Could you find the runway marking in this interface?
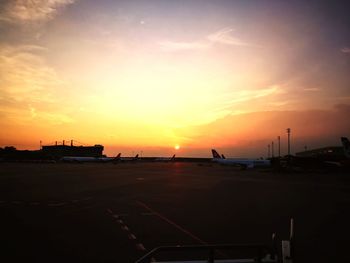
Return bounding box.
[122,225,130,231]
[107,209,113,214]
[107,207,146,254]
[137,177,145,180]
[128,233,136,240]
[136,201,207,245]
[136,243,146,251]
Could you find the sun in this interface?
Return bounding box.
[174,145,180,150]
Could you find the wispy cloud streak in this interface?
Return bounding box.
[0,44,74,125]
[0,0,76,23]
[0,44,63,102]
[158,27,254,52]
[207,27,251,46]
[341,47,350,54]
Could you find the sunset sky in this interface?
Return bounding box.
[1,0,350,157]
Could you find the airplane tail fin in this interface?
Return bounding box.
[113,153,121,161]
[211,149,222,159]
[134,154,139,160]
[221,154,226,159]
[171,154,176,161]
[341,137,350,158]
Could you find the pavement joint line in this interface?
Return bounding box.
[136,200,208,245]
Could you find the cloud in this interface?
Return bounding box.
[0,0,76,23]
[303,87,320,91]
[0,43,75,126]
[29,106,74,124]
[158,40,209,52]
[224,85,281,105]
[207,27,252,46]
[0,44,63,102]
[158,27,254,52]
[177,104,350,157]
[341,47,350,54]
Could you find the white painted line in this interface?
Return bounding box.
[48,202,66,207]
[117,219,123,224]
[128,233,136,240]
[112,214,119,219]
[122,225,129,231]
[137,177,145,180]
[136,243,146,251]
[136,201,208,245]
[107,209,113,214]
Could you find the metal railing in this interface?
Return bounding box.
[135,243,277,263]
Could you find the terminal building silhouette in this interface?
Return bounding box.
[0,140,104,161]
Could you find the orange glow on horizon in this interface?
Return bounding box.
[0,1,349,157]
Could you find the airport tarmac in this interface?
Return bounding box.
[1,162,350,262]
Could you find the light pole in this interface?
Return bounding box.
[277,136,281,157]
[286,128,291,156]
[271,141,274,158]
[268,144,270,159]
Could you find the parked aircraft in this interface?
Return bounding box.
[154,154,176,162]
[284,137,350,170]
[61,153,121,163]
[117,154,139,162]
[211,149,270,169]
[341,137,350,158]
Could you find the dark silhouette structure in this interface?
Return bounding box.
[42,144,104,158]
[0,142,104,161]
